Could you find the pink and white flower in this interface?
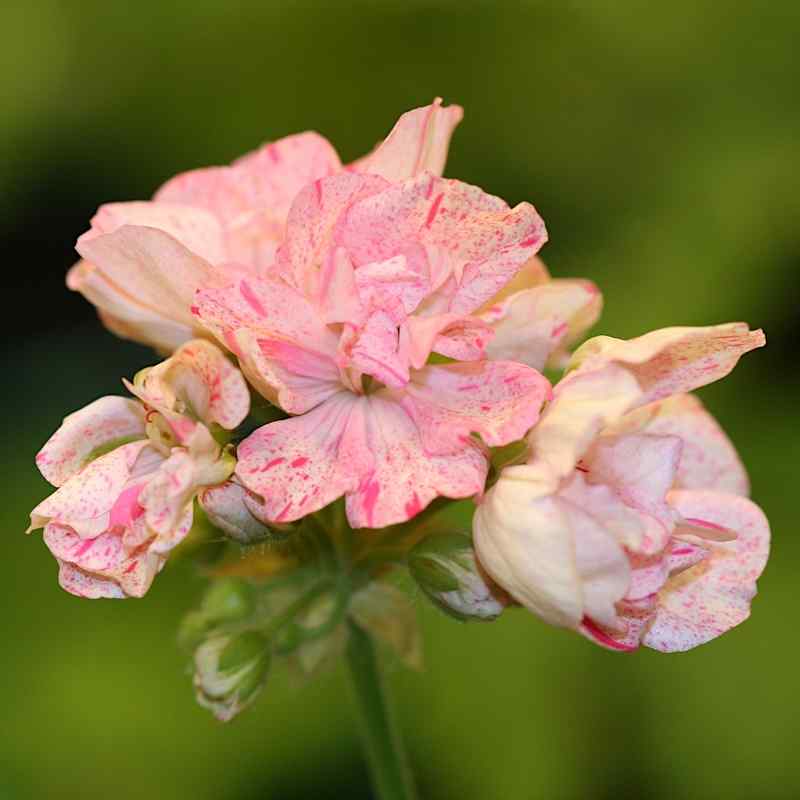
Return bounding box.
[68,100,463,352]
[195,169,552,529]
[473,323,769,651]
[29,341,249,598]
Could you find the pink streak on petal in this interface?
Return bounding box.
[239,280,268,317]
[109,484,145,528]
[425,193,444,228]
[581,616,638,652]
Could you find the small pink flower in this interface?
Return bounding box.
[68,100,463,352]
[474,323,770,651]
[29,341,249,598]
[195,170,552,528]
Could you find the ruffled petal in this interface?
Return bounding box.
[585,433,682,534]
[569,324,765,406]
[344,393,487,528]
[236,391,487,528]
[29,441,154,538]
[78,201,226,265]
[277,172,391,293]
[399,361,551,455]
[480,279,602,371]
[528,364,644,480]
[643,489,770,652]
[74,225,215,351]
[134,340,250,430]
[606,394,750,496]
[235,392,362,523]
[35,396,145,487]
[194,276,342,413]
[351,98,463,182]
[155,132,342,274]
[335,173,547,314]
[403,313,493,369]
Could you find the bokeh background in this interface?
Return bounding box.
[2,1,798,798]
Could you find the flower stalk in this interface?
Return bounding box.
[345,620,418,800]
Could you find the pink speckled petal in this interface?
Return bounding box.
[156,132,342,274]
[277,172,390,293]
[139,450,198,542]
[30,441,153,538]
[351,98,463,182]
[558,472,660,554]
[344,392,487,528]
[480,279,602,371]
[55,560,127,599]
[74,225,215,351]
[135,340,249,430]
[585,433,682,534]
[336,173,547,314]
[606,394,750,496]
[79,201,227,265]
[237,391,486,528]
[344,311,409,389]
[569,324,765,406]
[643,489,770,652]
[354,254,430,318]
[399,361,550,455]
[235,392,365,524]
[528,364,644,480]
[35,396,145,487]
[194,276,341,413]
[403,313,494,369]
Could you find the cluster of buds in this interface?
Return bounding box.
[29,99,769,719]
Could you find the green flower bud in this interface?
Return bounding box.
[193,632,270,722]
[178,578,255,649]
[408,533,505,622]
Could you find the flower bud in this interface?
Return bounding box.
[193,631,270,722]
[179,578,255,649]
[408,532,506,622]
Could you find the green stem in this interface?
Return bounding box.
[345,621,418,800]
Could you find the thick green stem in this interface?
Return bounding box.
[345,621,418,800]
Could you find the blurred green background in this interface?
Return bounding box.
[2,1,798,798]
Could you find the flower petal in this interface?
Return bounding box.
[399,361,551,455]
[74,225,216,351]
[236,391,487,528]
[135,340,250,430]
[79,201,227,265]
[336,173,547,314]
[277,172,391,293]
[474,476,584,628]
[481,279,602,371]
[403,313,494,369]
[569,324,765,406]
[35,396,145,487]
[605,393,750,496]
[643,489,770,652]
[585,433,682,535]
[155,132,342,274]
[236,392,362,524]
[194,276,341,413]
[527,364,644,480]
[30,441,154,538]
[351,98,463,182]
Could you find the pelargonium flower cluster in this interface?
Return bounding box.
[29,99,769,717]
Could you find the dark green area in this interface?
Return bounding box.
[2,2,797,798]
